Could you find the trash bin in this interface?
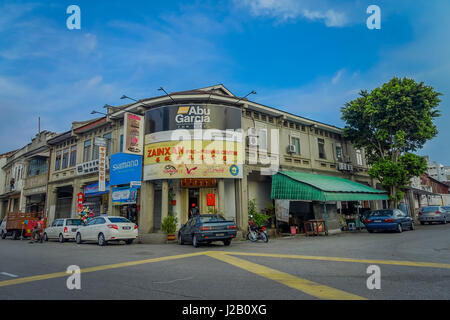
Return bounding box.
[290,226,297,234]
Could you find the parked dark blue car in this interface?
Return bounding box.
[178,214,237,247]
[364,209,414,233]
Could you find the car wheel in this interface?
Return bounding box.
[178,232,184,245]
[58,233,65,243]
[397,224,403,233]
[420,221,425,225]
[410,222,415,230]
[76,233,82,244]
[223,239,231,246]
[98,233,106,246]
[192,234,199,248]
[367,229,374,233]
[1,230,6,239]
[43,233,48,241]
[125,239,134,245]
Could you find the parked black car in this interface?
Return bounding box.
[178,214,237,247]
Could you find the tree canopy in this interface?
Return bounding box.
[341,77,442,205]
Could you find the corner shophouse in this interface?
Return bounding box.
[107,84,387,237]
[44,84,387,237]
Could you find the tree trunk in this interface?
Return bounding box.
[390,186,399,209]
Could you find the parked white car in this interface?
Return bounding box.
[44,218,83,242]
[75,216,138,246]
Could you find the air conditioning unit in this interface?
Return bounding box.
[248,136,259,147]
[247,128,258,136]
[287,145,296,153]
[338,162,347,171]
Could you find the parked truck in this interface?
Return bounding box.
[0,212,47,240]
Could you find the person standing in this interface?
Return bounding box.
[189,203,199,218]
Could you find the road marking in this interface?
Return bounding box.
[154,276,194,284]
[0,272,18,278]
[206,251,366,300]
[0,252,204,288]
[221,252,450,269]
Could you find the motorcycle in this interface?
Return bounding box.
[247,220,269,243]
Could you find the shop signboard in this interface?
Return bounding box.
[145,105,241,133]
[112,187,138,205]
[76,159,109,176]
[84,181,110,196]
[98,146,106,192]
[143,104,243,181]
[110,153,142,186]
[275,199,290,223]
[123,112,144,155]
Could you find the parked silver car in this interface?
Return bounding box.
[418,206,449,225]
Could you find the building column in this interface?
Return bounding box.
[236,171,249,231]
[47,186,58,225]
[139,181,154,233]
[218,178,225,215]
[161,180,169,225]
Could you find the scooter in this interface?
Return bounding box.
[247,220,268,243]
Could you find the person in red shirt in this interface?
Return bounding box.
[30,217,44,243]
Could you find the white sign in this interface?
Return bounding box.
[130,181,141,188]
[275,199,290,223]
[94,137,106,147]
[76,159,109,176]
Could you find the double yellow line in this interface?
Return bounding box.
[1,251,449,300]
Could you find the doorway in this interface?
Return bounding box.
[188,188,199,217]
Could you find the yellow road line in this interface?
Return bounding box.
[220,251,450,269]
[205,251,366,300]
[0,252,204,288]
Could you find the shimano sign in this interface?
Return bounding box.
[112,159,139,172]
[110,153,142,186]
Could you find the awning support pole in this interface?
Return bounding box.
[323,202,328,229]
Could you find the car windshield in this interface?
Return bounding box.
[108,217,131,223]
[66,219,83,226]
[443,206,450,211]
[369,210,394,217]
[422,206,439,212]
[199,215,226,223]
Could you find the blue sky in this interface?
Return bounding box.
[0,0,449,164]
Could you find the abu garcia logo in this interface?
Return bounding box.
[175,105,211,124]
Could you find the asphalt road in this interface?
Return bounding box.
[0,223,449,300]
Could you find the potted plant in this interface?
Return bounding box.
[161,214,178,241]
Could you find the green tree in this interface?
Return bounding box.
[341,77,441,207]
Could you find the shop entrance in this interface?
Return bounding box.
[188,188,199,218]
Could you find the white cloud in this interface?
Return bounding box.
[236,0,349,27]
[331,69,345,85]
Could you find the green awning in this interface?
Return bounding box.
[271,171,389,202]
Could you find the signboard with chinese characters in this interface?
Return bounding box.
[124,112,144,155]
[98,146,106,192]
[76,159,109,176]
